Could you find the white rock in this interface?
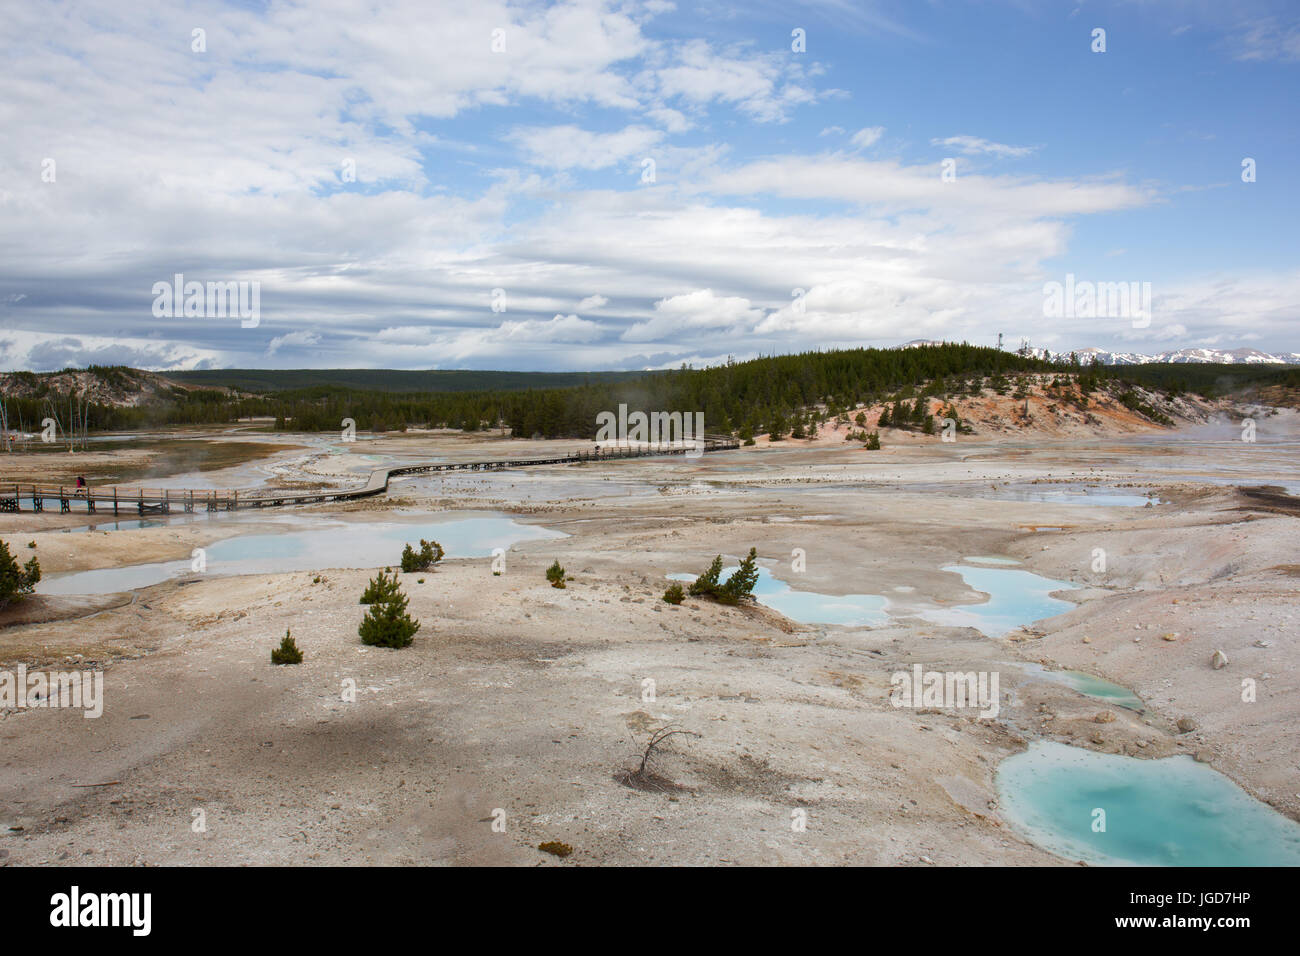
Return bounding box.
[1211,649,1229,670]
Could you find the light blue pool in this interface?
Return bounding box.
[668,565,889,626]
[38,514,565,595]
[997,741,1300,866]
[918,565,1079,637]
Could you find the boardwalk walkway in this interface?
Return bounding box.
[1,437,739,516]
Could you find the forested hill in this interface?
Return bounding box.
[0,345,1047,437]
[503,343,1050,438]
[3,345,1290,439]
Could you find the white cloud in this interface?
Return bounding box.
[649,39,821,122]
[0,0,1288,372]
[499,313,605,342]
[0,330,224,372]
[850,126,885,149]
[645,108,692,133]
[1229,17,1300,62]
[623,289,764,341]
[508,124,664,170]
[266,330,322,356]
[709,155,1150,217]
[931,135,1037,158]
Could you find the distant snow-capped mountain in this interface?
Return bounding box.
[890,339,1300,364]
[1073,346,1300,365]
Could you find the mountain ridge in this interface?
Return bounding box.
[894,340,1300,365]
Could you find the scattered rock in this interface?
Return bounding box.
[1176,717,1198,733]
[1194,751,1214,763]
[1161,632,1178,642]
[1093,711,1116,724]
[1211,649,1229,669]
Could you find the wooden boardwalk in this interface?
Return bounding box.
[1,438,739,516]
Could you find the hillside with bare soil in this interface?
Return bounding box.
[786,375,1220,446]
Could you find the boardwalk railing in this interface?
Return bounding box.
[1,437,739,516]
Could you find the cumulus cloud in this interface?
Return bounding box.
[0,0,1289,373]
[0,330,224,372]
[499,313,605,342]
[622,289,764,341]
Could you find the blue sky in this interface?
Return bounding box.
[1,0,1297,371]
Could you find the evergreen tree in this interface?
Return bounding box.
[768,411,788,441]
[359,567,400,605]
[689,556,723,597]
[271,629,303,664]
[546,560,567,588]
[719,548,760,604]
[358,573,419,648]
[400,539,444,573]
[0,540,41,611]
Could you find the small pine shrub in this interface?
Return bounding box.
[358,572,420,648]
[688,555,722,597]
[688,549,760,605]
[271,629,303,665]
[400,539,444,573]
[546,560,566,588]
[718,548,759,605]
[0,540,41,611]
[359,567,400,605]
[865,431,881,450]
[662,582,685,605]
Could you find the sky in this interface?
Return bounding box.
[1,0,1297,372]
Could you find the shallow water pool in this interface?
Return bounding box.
[669,565,889,626]
[38,514,565,595]
[1017,662,1145,711]
[916,565,1079,637]
[997,741,1300,865]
